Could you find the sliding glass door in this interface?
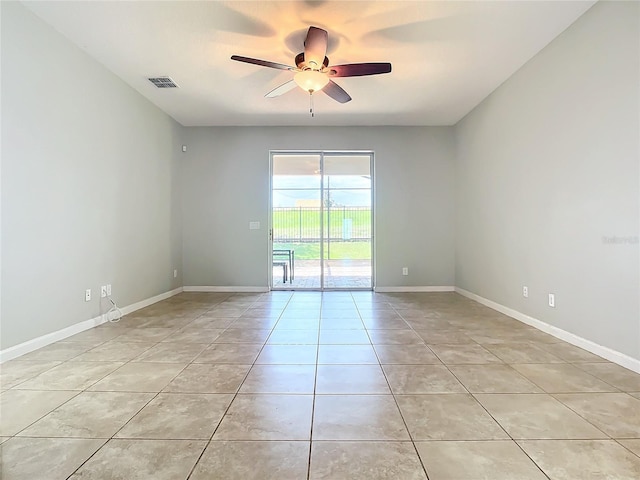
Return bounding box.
[270,152,373,290]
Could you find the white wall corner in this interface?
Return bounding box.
[0,287,184,363]
[454,287,640,374]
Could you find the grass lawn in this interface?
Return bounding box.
[274,241,371,260]
[273,208,371,241]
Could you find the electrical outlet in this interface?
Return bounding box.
[85,289,91,302]
[106,284,112,296]
[523,286,528,298]
[101,286,107,298]
[173,269,178,278]
[402,267,408,276]
[548,293,555,308]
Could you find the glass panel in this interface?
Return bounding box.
[323,155,372,289]
[272,155,322,289]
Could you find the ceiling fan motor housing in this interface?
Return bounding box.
[295,52,329,71]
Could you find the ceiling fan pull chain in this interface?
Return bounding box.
[310,92,314,117]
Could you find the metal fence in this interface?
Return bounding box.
[273,207,371,242]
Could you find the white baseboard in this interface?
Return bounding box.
[375,286,455,293]
[119,287,183,316]
[183,286,269,293]
[455,287,640,374]
[0,287,184,363]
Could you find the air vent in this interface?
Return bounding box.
[148,77,178,88]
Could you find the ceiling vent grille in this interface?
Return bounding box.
[148,77,178,88]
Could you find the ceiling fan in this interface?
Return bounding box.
[231,26,391,112]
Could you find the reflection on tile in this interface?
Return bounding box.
[367,329,423,345]
[164,364,250,393]
[214,394,313,440]
[512,363,617,393]
[475,394,608,439]
[266,330,319,344]
[518,440,640,480]
[373,344,440,364]
[18,391,153,438]
[256,345,317,364]
[240,365,315,394]
[554,393,640,438]
[310,441,427,480]
[1,437,104,480]
[319,330,371,345]
[416,440,547,480]
[313,395,409,440]
[194,343,262,364]
[116,393,233,439]
[319,318,365,330]
[396,394,508,440]
[361,316,409,329]
[275,318,321,330]
[316,365,390,394]
[88,363,186,392]
[68,439,206,480]
[191,441,309,480]
[383,365,466,394]
[0,389,78,436]
[449,365,542,393]
[317,345,378,364]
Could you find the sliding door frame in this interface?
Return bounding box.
[269,150,375,291]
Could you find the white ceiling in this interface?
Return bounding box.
[24,0,596,127]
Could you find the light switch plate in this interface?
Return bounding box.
[249,221,260,230]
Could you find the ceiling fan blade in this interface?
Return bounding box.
[265,80,297,98]
[328,63,392,77]
[231,55,294,71]
[323,80,351,104]
[304,26,328,69]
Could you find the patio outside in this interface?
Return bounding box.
[272,206,372,289]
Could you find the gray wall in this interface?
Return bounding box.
[181,127,456,288]
[1,2,184,349]
[455,0,639,359]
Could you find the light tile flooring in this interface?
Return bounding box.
[1,291,640,479]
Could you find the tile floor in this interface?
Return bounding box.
[1,291,640,479]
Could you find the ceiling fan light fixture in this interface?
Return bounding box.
[294,70,329,93]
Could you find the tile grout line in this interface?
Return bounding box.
[358,294,432,480]
[184,292,292,480]
[65,295,236,479]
